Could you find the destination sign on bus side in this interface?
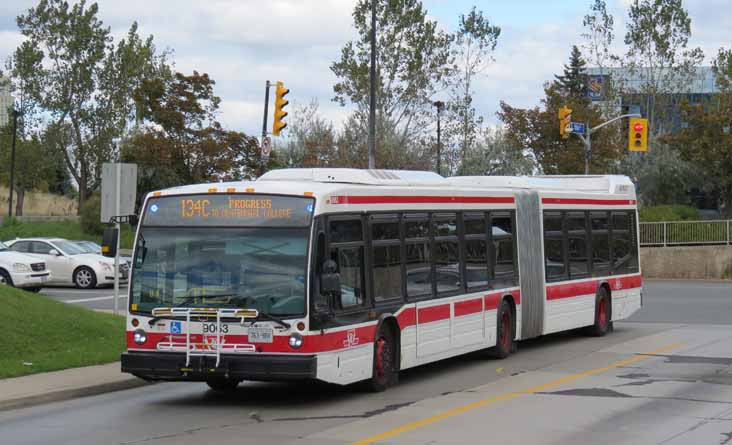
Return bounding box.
[143,194,314,227]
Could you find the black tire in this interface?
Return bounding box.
[0,269,13,287]
[206,378,241,392]
[586,287,611,337]
[27,287,42,293]
[490,299,514,359]
[365,324,399,392]
[74,267,97,289]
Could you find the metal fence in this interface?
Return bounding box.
[640,220,732,247]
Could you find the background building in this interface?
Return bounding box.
[0,76,13,127]
[586,66,717,133]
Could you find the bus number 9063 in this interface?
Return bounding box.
[202,323,228,334]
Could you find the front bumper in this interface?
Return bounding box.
[10,271,50,288]
[121,351,317,382]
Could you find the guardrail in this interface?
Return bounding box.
[640,220,732,247]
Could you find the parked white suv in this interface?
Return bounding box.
[5,237,127,289]
[0,240,51,292]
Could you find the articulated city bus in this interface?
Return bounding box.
[121,168,641,391]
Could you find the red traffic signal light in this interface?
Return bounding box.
[633,122,644,132]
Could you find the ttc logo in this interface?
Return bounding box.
[343,329,360,348]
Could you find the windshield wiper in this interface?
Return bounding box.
[252,311,291,329]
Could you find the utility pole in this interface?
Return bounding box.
[367,0,377,169]
[570,112,641,175]
[7,109,19,218]
[433,101,444,175]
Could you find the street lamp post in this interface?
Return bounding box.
[7,109,19,218]
[433,101,444,176]
[367,0,377,169]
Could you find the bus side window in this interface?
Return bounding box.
[491,212,516,287]
[328,218,367,310]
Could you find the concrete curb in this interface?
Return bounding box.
[0,378,153,412]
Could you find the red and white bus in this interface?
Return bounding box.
[121,169,641,391]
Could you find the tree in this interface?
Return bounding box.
[498,82,624,174]
[460,127,535,176]
[663,48,732,214]
[0,129,54,216]
[280,100,338,167]
[331,0,453,167]
[123,71,268,201]
[444,7,500,173]
[582,0,615,72]
[10,0,168,212]
[554,45,588,98]
[621,0,704,137]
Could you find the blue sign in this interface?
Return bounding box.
[170,321,182,334]
[570,122,586,134]
[587,75,605,101]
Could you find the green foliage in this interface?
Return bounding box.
[461,127,535,176]
[0,285,125,378]
[123,71,266,199]
[80,194,104,235]
[0,218,134,249]
[639,204,699,222]
[331,0,453,168]
[9,0,169,211]
[498,81,624,175]
[444,7,501,173]
[554,45,588,98]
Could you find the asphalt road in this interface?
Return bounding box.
[41,285,128,311]
[2,279,731,445]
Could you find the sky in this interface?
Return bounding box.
[1,0,730,137]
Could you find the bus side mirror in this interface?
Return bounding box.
[101,227,119,258]
[320,259,341,294]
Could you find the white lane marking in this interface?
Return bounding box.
[63,295,128,304]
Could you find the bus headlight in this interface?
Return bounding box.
[133,329,147,345]
[288,333,303,349]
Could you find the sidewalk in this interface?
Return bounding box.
[0,362,150,411]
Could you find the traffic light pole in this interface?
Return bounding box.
[7,109,19,218]
[571,113,640,175]
[262,80,271,144]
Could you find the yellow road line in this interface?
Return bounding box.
[351,343,683,445]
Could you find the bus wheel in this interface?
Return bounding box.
[206,378,240,392]
[586,287,611,337]
[366,325,399,392]
[490,299,514,359]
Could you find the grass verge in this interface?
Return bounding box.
[0,285,126,379]
[0,219,134,249]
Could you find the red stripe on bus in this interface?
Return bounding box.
[454,298,483,317]
[396,307,417,329]
[484,290,521,310]
[417,304,451,324]
[331,195,515,205]
[546,275,642,300]
[542,198,636,206]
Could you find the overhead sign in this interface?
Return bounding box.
[142,194,315,227]
[101,163,138,223]
[587,75,605,101]
[569,122,586,135]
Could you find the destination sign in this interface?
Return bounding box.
[143,194,314,227]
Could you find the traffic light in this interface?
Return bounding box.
[628,117,648,151]
[273,81,289,136]
[558,106,572,139]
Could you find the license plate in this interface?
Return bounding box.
[248,326,273,343]
[40,276,48,282]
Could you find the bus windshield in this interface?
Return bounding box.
[130,227,309,316]
[130,193,315,316]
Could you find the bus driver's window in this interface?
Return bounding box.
[329,218,366,309]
